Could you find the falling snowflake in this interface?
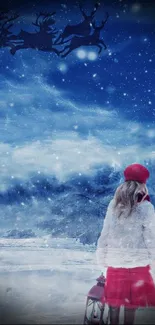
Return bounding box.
[134,280,144,287]
[87,52,97,61]
[76,49,86,59]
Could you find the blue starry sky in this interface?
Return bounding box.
[0,0,155,235]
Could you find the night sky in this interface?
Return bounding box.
[1,0,154,125]
[0,5,155,323]
[0,0,155,235]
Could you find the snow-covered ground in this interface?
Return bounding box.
[0,237,155,324]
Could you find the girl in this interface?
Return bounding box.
[96,163,155,325]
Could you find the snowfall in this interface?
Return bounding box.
[0,237,155,324]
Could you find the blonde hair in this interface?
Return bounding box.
[113,181,148,218]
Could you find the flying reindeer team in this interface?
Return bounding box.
[0,3,108,57]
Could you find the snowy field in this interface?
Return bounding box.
[0,237,155,324]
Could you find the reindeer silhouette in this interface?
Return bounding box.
[0,10,19,48]
[54,2,100,45]
[9,12,60,55]
[59,12,109,58]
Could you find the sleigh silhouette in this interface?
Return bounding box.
[0,10,19,48]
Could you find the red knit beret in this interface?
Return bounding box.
[124,163,150,184]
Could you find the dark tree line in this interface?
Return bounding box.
[0,3,109,57]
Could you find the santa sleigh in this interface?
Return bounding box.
[83,274,110,325]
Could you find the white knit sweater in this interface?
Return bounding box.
[96,199,155,271]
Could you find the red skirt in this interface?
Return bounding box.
[102,265,155,308]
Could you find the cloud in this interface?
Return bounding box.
[1,134,155,191]
[0,72,154,189]
[0,73,121,145]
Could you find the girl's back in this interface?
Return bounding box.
[96,163,155,324]
[97,198,155,268]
